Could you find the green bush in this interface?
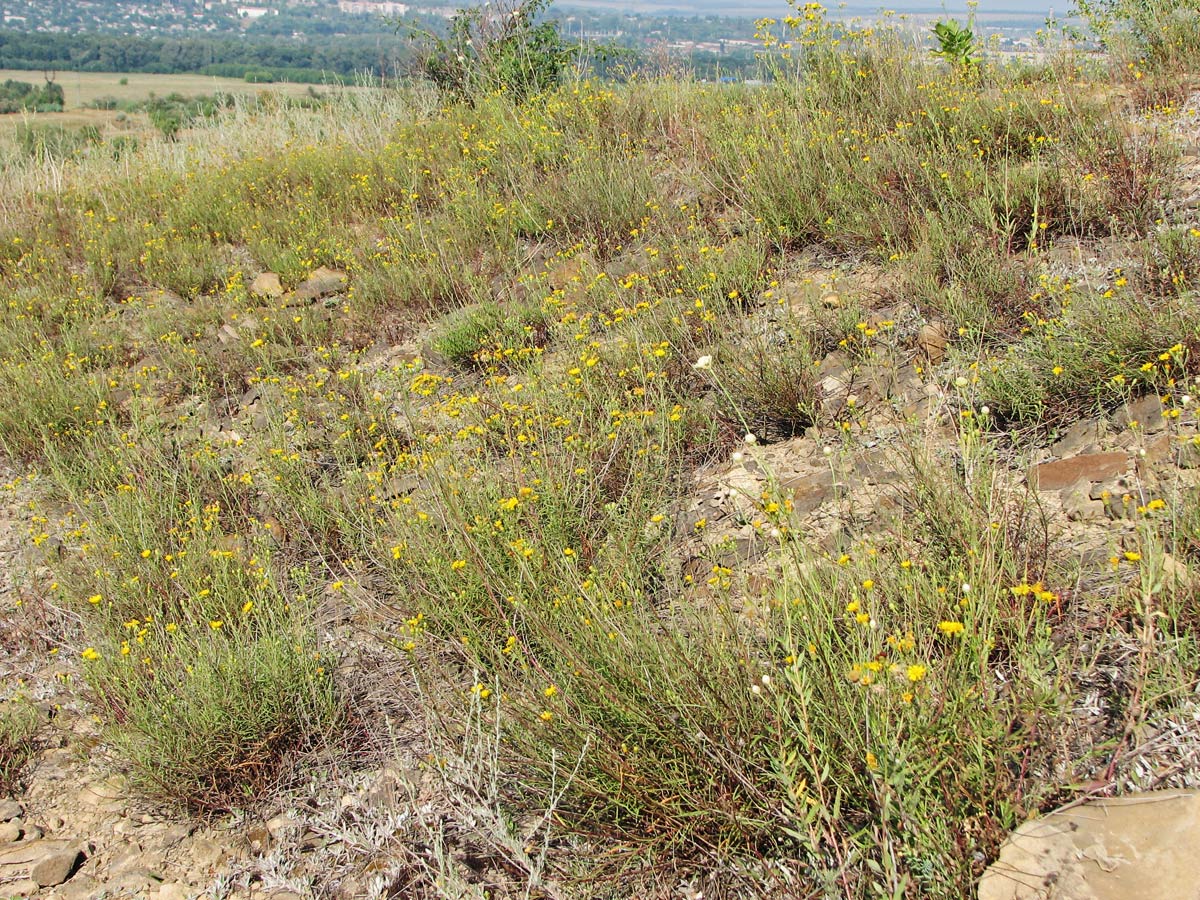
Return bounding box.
[432,300,548,369]
[0,77,64,113]
[407,0,577,104]
[96,632,345,812]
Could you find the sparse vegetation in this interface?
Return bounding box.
[0,697,40,796]
[0,1,1198,897]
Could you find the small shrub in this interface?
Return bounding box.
[1074,0,1200,68]
[407,0,577,104]
[95,632,345,813]
[432,300,548,369]
[697,324,818,441]
[0,698,41,795]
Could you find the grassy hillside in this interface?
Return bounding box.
[1,3,1199,897]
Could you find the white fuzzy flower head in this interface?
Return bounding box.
[979,406,990,417]
[823,445,833,456]
[692,355,713,371]
[744,432,757,445]
[1183,395,1193,406]
[961,582,971,594]
[731,451,744,463]
[954,376,969,388]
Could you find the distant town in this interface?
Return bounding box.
[0,0,1065,81]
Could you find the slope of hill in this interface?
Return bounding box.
[0,4,1199,899]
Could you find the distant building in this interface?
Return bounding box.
[236,6,274,19]
[337,1,408,14]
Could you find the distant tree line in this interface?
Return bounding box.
[0,31,410,78]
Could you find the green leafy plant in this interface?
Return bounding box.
[406,0,577,104]
[931,19,979,68]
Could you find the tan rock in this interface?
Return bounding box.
[781,470,835,517]
[917,321,948,365]
[1116,393,1167,434]
[1051,419,1105,459]
[1063,487,1106,523]
[78,775,127,806]
[980,790,1200,900]
[1159,552,1194,592]
[6,879,39,898]
[249,272,283,298]
[0,838,70,867]
[1030,452,1130,492]
[31,848,82,887]
[190,837,227,869]
[1178,436,1200,469]
[294,266,348,301]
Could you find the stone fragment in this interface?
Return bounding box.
[244,824,271,856]
[249,272,283,298]
[980,790,1200,900]
[1178,436,1200,469]
[1063,487,1106,523]
[106,869,159,894]
[6,879,39,897]
[294,266,348,301]
[31,848,83,887]
[158,822,195,850]
[916,321,948,365]
[0,838,69,867]
[1030,452,1130,492]
[49,872,100,900]
[1116,393,1167,434]
[78,775,126,807]
[0,821,21,843]
[1050,418,1105,458]
[265,815,298,837]
[780,470,835,518]
[1159,552,1194,591]
[158,884,191,900]
[0,799,22,822]
[189,837,227,869]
